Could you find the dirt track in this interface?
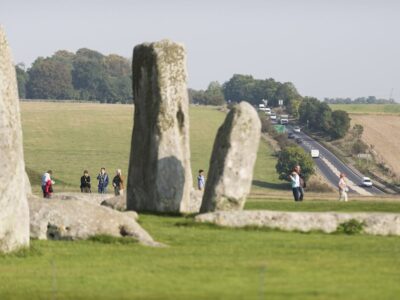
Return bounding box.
[351,114,400,176]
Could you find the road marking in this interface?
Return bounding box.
[320,157,373,196]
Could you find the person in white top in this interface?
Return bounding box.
[338,173,348,202]
[289,166,301,201]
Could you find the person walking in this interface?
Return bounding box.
[112,169,124,196]
[338,173,348,202]
[41,170,55,198]
[289,166,301,201]
[80,170,91,193]
[197,169,205,191]
[97,167,109,194]
[298,166,306,201]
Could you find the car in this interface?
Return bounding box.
[296,137,302,144]
[265,108,271,115]
[288,132,295,139]
[270,114,277,120]
[311,149,320,158]
[293,126,301,133]
[361,177,373,187]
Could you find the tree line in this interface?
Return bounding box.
[16,49,132,103]
[324,96,396,104]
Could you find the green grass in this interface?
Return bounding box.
[21,102,284,194]
[13,102,400,299]
[245,199,400,212]
[1,211,399,300]
[329,103,400,114]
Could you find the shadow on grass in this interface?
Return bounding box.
[252,180,289,190]
[87,235,138,245]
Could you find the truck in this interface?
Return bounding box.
[280,114,289,125]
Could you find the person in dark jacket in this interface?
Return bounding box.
[112,169,124,196]
[80,170,91,193]
[97,167,109,194]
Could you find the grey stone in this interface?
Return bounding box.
[51,192,114,205]
[0,27,30,253]
[127,40,193,213]
[200,102,261,213]
[25,172,32,195]
[101,194,127,211]
[28,195,158,246]
[195,210,400,236]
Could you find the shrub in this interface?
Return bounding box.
[276,146,315,181]
[351,139,368,155]
[337,219,364,235]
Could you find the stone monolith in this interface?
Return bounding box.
[127,40,193,213]
[200,102,261,213]
[0,27,30,252]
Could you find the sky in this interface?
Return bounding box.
[1,0,400,101]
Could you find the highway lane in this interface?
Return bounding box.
[288,128,384,195]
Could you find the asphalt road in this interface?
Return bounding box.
[288,128,384,195]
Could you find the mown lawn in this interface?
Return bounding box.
[12,102,400,300]
[21,102,284,195]
[329,103,400,114]
[1,201,400,300]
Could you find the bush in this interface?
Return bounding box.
[276,146,315,181]
[351,139,368,155]
[336,219,364,235]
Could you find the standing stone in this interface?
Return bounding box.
[200,102,261,213]
[0,27,30,252]
[127,40,193,213]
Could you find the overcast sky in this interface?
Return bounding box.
[1,0,399,100]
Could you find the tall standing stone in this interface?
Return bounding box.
[0,27,30,252]
[200,102,261,213]
[127,40,193,213]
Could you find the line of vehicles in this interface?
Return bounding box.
[258,103,374,188]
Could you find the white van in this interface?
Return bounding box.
[311,149,320,158]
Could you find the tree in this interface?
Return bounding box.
[276,146,315,181]
[330,110,351,138]
[26,57,74,99]
[204,81,225,105]
[351,124,364,139]
[15,63,29,98]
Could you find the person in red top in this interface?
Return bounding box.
[41,170,55,198]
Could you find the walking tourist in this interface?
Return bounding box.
[198,169,205,191]
[80,170,91,193]
[97,167,109,194]
[112,169,124,196]
[41,170,55,198]
[289,166,301,201]
[338,173,349,202]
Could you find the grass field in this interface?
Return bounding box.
[1,200,400,300]
[350,114,400,177]
[21,102,286,194]
[6,102,399,299]
[329,103,400,114]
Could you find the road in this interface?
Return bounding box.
[288,128,384,195]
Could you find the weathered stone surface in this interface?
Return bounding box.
[0,27,30,253]
[195,210,400,236]
[51,192,114,205]
[28,195,157,246]
[25,172,32,195]
[200,102,261,213]
[127,40,193,213]
[101,195,127,211]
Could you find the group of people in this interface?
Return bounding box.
[41,168,125,198]
[289,165,349,202]
[80,168,124,195]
